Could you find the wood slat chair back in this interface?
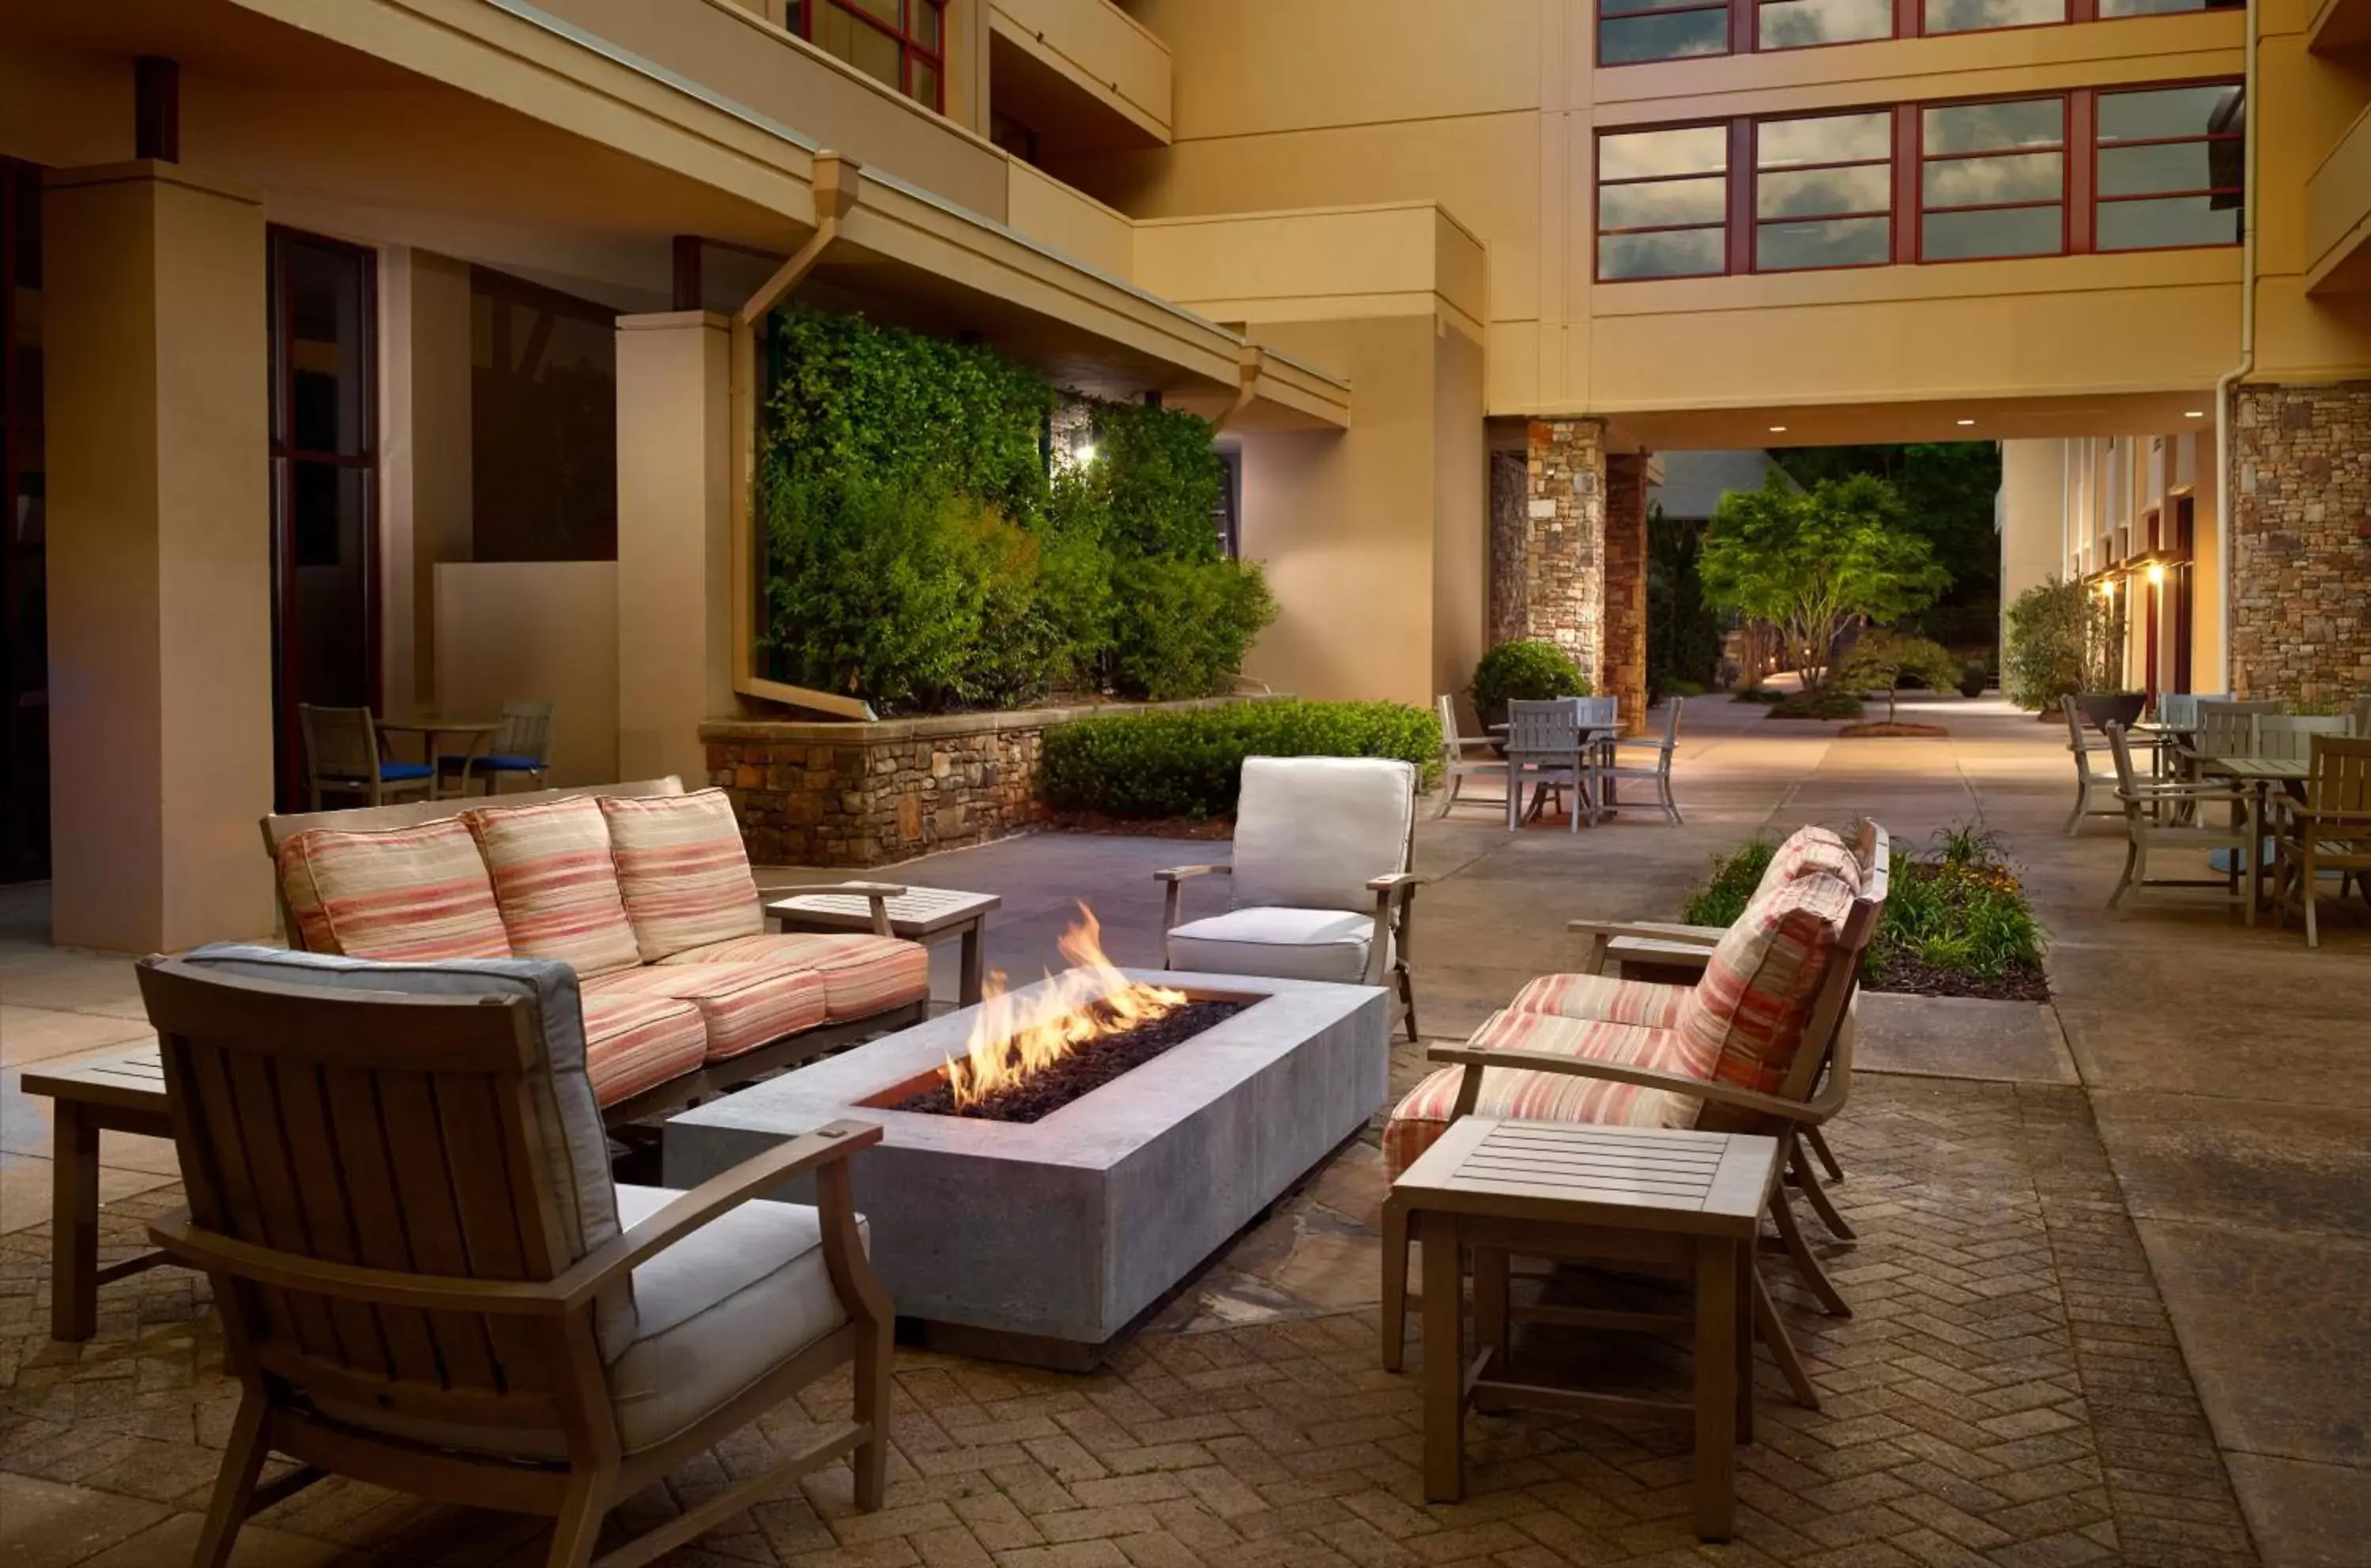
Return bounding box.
[1504,698,1581,755]
[2308,733,2371,814]
[2254,714,2353,762]
[2197,699,2279,759]
[137,958,601,1449]
[496,699,558,766]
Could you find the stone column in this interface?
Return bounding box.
[44,161,274,951]
[1520,418,1608,681]
[616,311,737,786]
[1601,450,1651,733]
[2230,383,2371,701]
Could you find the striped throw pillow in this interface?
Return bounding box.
[1764,825,1860,892]
[275,817,514,963]
[1673,870,1855,1096]
[464,796,643,978]
[597,789,763,963]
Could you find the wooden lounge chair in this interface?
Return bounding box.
[139,952,894,1568]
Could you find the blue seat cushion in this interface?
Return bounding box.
[440,752,545,771]
[324,762,434,782]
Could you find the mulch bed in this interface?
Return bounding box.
[894,999,1247,1122]
[1044,810,1233,840]
[1869,953,2052,1003]
[1839,722,1951,737]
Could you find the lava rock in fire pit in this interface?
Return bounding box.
[895,1000,1246,1123]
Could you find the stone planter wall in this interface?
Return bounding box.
[700,697,1249,868]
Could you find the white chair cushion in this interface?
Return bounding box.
[1167,906,1376,984]
[605,1185,861,1454]
[1231,756,1414,913]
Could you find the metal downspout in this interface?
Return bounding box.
[2213,2,2260,692]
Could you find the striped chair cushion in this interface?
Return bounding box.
[597,790,763,963]
[275,817,514,963]
[1674,870,1855,1096]
[1509,971,1689,1031]
[586,961,828,1063]
[581,990,708,1107]
[1382,1008,1712,1178]
[1766,824,1860,891]
[662,932,930,1020]
[464,796,643,977]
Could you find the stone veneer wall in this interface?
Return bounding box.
[2231,383,2371,700]
[1601,451,1650,733]
[1487,450,1529,646]
[1518,418,1608,680]
[699,697,1247,868]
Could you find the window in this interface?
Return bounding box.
[1924,0,2065,31]
[2098,0,2241,13]
[1595,81,2239,279]
[1597,126,1730,280]
[1597,0,1731,66]
[470,269,618,563]
[1756,112,1892,270]
[1920,97,2067,260]
[798,0,944,111]
[2094,83,2243,251]
[1759,0,1892,49]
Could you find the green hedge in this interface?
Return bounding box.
[1039,701,1442,820]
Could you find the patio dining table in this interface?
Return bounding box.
[2199,756,2310,914]
[376,714,502,796]
[1489,721,1622,820]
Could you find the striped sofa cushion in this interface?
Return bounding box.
[597,790,763,963]
[581,989,707,1107]
[586,961,828,1063]
[464,796,643,977]
[1674,870,1856,1097]
[662,932,930,1020]
[275,817,514,963]
[1382,1008,1711,1178]
[1509,971,1689,1031]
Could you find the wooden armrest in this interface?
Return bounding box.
[1366,871,1429,891]
[1565,918,1720,945]
[2276,808,2371,828]
[556,1120,883,1306]
[1155,864,1231,883]
[1426,1045,1841,1125]
[776,882,908,936]
[151,1121,885,1317]
[1606,940,1713,972]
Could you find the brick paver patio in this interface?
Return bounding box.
[4,693,2362,1566]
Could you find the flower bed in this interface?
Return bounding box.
[1683,824,2048,1001]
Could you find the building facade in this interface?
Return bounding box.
[2,0,2367,948]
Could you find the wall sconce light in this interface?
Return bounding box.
[2146,563,2166,586]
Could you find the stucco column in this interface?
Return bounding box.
[1601,450,1650,734]
[1519,418,1608,683]
[43,161,274,951]
[615,311,735,785]
[2230,383,2371,701]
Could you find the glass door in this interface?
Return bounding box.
[268,228,379,811]
[1,159,45,882]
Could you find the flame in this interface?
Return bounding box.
[944,903,1187,1110]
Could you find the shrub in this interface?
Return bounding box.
[1768,689,1865,720]
[1682,839,1776,927]
[1039,700,1441,820]
[1470,639,1590,727]
[1833,630,1961,724]
[1106,556,1277,702]
[2003,576,2124,710]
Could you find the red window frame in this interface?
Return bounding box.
[1592,80,2239,281]
[1593,0,2232,66]
[797,0,947,111]
[1593,122,1734,282]
[2090,81,2246,254]
[1751,109,1895,274]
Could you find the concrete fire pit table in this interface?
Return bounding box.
[664,971,1390,1370]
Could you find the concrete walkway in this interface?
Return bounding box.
[2,693,2364,1566]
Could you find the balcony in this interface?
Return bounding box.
[989,0,1172,158]
[2311,0,2371,52]
[2308,100,2371,292]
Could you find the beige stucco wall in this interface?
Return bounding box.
[433,562,621,787]
[44,163,276,951]
[379,247,476,717]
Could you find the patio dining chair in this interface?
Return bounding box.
[2196,699,2279,760]
[1434,694,1510,819]
[138,948,895,1568]
[1504,698,1597,831]
[1158,756,1425,1039]
[1602,695,1684,824]
[2252,713,2352,763]
[2271,735,2371,948]
[298,704,435,810]
[2060,696,2122,836]
[2103,723,2256,917]
[443,698,556,797]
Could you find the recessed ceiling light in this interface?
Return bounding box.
[2183,409,2206,418]
[1956,418,1976,427]
[1768,424,1788,433]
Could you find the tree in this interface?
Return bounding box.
[1699,473,1950,692]
[1833,630,1962,725]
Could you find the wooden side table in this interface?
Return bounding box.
[1392,1117,1781,1540]
[20,1042,176,1340]
[766,885,1001,1007]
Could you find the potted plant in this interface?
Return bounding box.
[1469,639,1590,732]
[1958,658,1989,699]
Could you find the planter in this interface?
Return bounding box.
[2076,692,2147,730]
